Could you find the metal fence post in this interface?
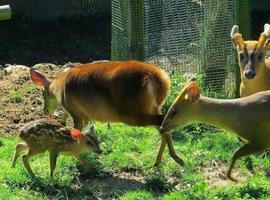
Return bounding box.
[0,5,11,20]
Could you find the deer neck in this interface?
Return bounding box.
[190,96,239,133]
[49,77,65,103]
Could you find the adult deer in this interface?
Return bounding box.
[161,78,270,181]
[231,23,270,97]
[30,60,184,166]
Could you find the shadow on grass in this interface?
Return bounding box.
[4,171,145,199]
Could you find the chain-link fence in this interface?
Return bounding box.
[112,0,253,97]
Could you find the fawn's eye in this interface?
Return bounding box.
[87,141,93,146]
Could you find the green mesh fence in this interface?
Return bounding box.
[111,0,252,97]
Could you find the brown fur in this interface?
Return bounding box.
[161,79,270,181]
[49,61,170,129]
[30,61,173,166]
[12,120,101,177]
[231,24,270,97]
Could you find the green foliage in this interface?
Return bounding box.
[119,190,154,200]
[24,84,39,94]
[8,90,24,103]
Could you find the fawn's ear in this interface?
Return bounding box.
[30,68,50,86]
[186,82,200,103]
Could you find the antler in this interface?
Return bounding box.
[230,25,244,49]
[258,23,270,48]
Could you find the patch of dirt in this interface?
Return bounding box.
[199,160,247,187]
[0,64,70,136]
[80,171,145,199]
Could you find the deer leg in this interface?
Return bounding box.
[154,133,167,166]
[165,133,185,166]
[227,143,264,181]
[12,143,28,168]
[49,151,59,177]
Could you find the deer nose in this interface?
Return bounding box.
[244,70,255,79]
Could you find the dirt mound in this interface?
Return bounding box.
[0,64,68,136]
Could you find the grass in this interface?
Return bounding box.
[1,124,270,199]
[7,90,24,103]
[2,75,270,199]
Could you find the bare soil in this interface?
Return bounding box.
[0,64,70,136]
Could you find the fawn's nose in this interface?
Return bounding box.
[96,149,102,154]
[244,70,255,79]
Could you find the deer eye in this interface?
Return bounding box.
[239,53,245,61]
[87,141,93,146]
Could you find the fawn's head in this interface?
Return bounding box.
[78,124,102,154]
[231,24,270,80]
[160,78,200,134]
[30,68,59,116]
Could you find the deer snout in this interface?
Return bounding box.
[244,69,255,79]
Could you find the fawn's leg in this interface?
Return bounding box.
[22,148,41,178]
[165,133,185,166]
[49,151,59,177]
[74,154,92,171]
[227,143,264,181]
[12,143,28,168]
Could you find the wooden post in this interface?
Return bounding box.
[0,5,11,20]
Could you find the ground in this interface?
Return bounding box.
[1,66,270,199]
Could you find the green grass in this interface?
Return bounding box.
[24,84,39,94]
[7,90,24,103]
[1,124,270,199]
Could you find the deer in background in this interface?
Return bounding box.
[160,78,270,181]
[231,23,270,97]
[30,60,184,166]
[12,119,101,178]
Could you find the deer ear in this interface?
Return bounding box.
[230,25,245,49]
[187,82,200,103]
[30,68,50,86]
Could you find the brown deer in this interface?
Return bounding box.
[160,78,270,181]
[231,23,270,97]
[12,119,101,178]
[30,61,184,166]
